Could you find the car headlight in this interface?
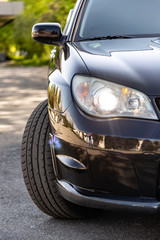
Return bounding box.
[72,75,158,120]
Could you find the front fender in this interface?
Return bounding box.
[48,69,72,113]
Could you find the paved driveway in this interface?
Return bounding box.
[0,65,160,240]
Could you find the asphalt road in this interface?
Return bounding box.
[0,65,160,240]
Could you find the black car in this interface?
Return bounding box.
[21,0,160,218]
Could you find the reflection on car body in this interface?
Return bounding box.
[21,0,160,218]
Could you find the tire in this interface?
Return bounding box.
[21,99,96,219]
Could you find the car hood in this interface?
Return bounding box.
[75,38,160,96]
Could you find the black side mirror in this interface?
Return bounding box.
[32,23,65,46]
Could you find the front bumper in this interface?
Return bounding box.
[56,180,160,213]
[49,102,160,210]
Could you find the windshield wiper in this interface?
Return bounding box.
[79,35,133,42]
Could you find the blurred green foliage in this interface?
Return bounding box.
[0,0,76,64]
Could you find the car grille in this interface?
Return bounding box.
[155,98,160,112]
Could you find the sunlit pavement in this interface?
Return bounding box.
[0,65,160,240]
[0,65,48,146]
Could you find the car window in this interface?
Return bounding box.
[77,0,160,39]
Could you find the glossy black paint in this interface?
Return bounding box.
[32,23,65,46]
[34,0,160,210]
[75,38,160,96]
[49,100,160,198]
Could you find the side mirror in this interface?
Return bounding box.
[32,23,65,46]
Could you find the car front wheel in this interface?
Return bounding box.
[21,99,96,219]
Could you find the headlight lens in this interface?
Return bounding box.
[72,75,158,120]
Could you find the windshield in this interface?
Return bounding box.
[76,0,160,40]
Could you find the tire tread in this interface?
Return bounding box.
[21,100,94,219]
